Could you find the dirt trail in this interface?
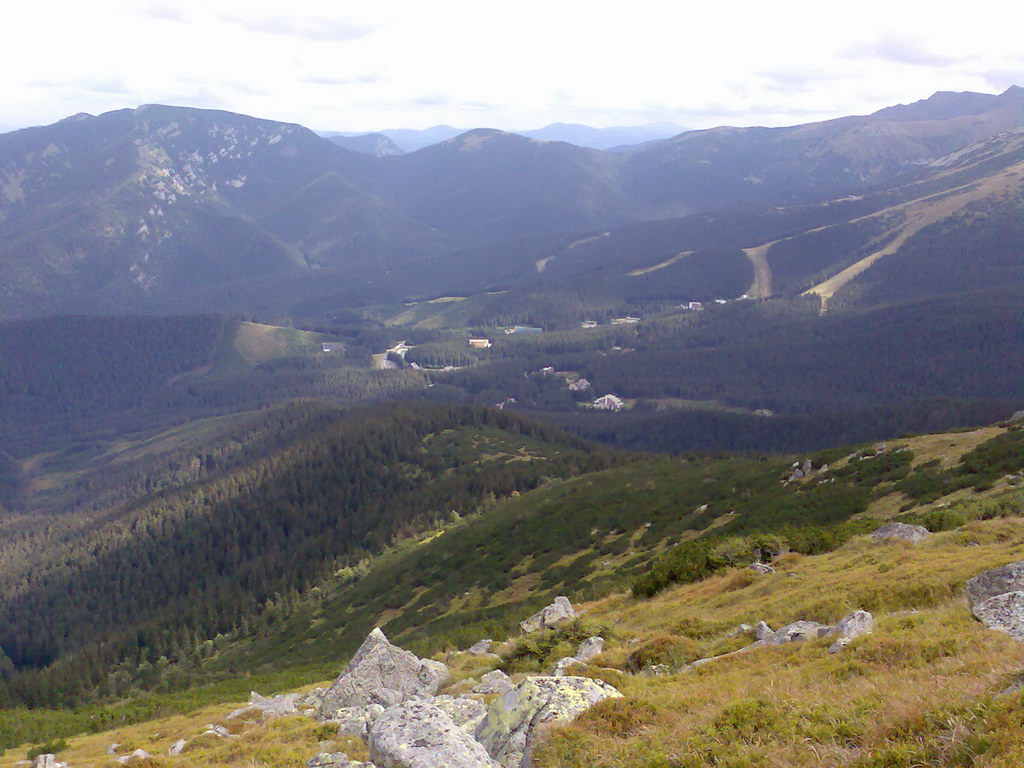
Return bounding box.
[742,243,774,298]
[805,163,1024,310]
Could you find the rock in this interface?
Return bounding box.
[728,623,754,638]
[967,561,1024,612]
[431,695,487,733]
[1010,410,1024,422]
[1000,678,1024,696]
[317,628,449,720]
[203,724,232,738]
[828,610,874,653]
[106,744,121,755]
[475,676,622,768]
[802,459,813,475]
[519,597,576,633]
[117,749,151,764]
[299,687,327,710]
[971,591,1024,642]
[754,621,773,641]
[168,739,187,756]
[13,761,32,768]
[229,691,301,720]
[748,562,775,574]
[32,756,65,768]
[307,752,371,768]
[869,522,930,544]
[574,636,604,662]
[473,670,515,695]
[756,621,831,646]
[334,704,386,739]
[466,639,494,656]
[368,699,495,768]
[640,663,672,676]
[550,657,578,677]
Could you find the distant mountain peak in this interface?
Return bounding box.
[59,112,94,123]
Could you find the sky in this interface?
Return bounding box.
[2,0,1022,134]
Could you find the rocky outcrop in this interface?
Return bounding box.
[368,700,496,768]
[317,629,449,720]
[968,561,1024,641]
[475,676,622,768]
[748,562,775,574]
[869,522,931,544]
[754,621,773,641]
[431,695,488,734]
[32,757,65,768]
[168,739,187,756]
[334,704,386,740]
[519,597,576,633]
[117,749,150,764]
[827,610,874,653]
[574,637,604,662]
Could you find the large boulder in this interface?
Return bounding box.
[466,639,494,656]
[307,752,373,768]
[473,670,515,695]
[574,637,604,662]
[475,676,622,768]
[519,597,576,634]
[967,561,1024,611]
[368,699,496,768]
[431,695,488,734]
[317,629,449,720]
[334,704,386,740]
[828,610,874,653]
[32,757,65,768]
[869,523,930,544]
[755,621,831,646]
[967,562,1024,641]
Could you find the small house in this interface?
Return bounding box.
[687,301,704,311]
[468,338,492,349]
[592,394,624,411]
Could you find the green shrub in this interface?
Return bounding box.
[27,740,68,760]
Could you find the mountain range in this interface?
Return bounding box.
[1,86,1021,321]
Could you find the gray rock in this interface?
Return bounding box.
[1010,410,1024,422]
[307,752,371,768]
[117,749,151,764]
[333,704,386,739]
[550,657,578,677]
[869,522,931,544]
[229,690,300,720]
[466,639,493,656]
[431,695,487,733]
[972,591,1024,642]
[299,687,327,710]
[728,623,754,638]
[519,597,576,633]
[13,761,32,768]
[106,744,121,755]
[748,562,775,575]
[317,629,449,720]
[168,739,187,756]
[473,670,514,695]
[32,757,65,768]
[754,621,773,641]
[967,561,1024,612]
[827,610,874,653]
[369,699,495,768]
[475,676,622,768]
[574,636,604,662]
[640,663,672,676]
[203,724,232,738]
[756,621,831,646]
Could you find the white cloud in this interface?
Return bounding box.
[0,0,1021,132]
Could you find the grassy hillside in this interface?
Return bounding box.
[0,421,1021,764]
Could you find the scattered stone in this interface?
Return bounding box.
[550,657,578,677]
[229,690,301,720]
[574,636,604,662]
[519,597,576,633]
[754,621,773,641]
[728,623,754,638]
[640,663,672,676]
[967,561,1024,611]
[168,739,187,756]
[106,744,121,755]
[369,699,494,768]
[968,561,1024,641]
[473,670,514,695]
[316,628,449,720]
[869,522,930,544]
[334,704,386,740]
[32,756,65,768]
[748,562,775,575]
[475,676,622,768]
[756,621,831,646]
[117,749,151,764]
[465,639,494,656]
[828,610,874,653]
[203,724,232,738]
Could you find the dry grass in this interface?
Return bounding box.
[534,517,1024,767]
